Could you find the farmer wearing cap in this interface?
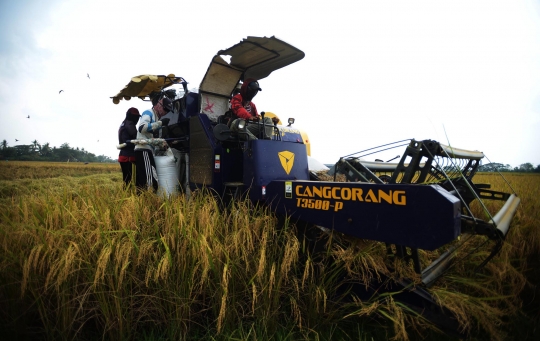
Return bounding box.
[118,107,141,187]
[230,78,275,140]
[134,96,172,192]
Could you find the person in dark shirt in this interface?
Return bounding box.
[118,107,140,187]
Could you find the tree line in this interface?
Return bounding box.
[477,162,540,173]
[0,140,114,163]
[1,139,538,170]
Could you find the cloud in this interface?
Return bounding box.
[0,0,62,78]
[1,0,540,166]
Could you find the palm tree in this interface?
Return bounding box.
[31,140,40,153]
[41,142,51,157]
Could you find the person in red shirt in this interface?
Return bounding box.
[230,78,274,140]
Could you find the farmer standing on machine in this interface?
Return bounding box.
[134,96,172,193]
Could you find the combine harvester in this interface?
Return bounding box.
[113,36,520,335]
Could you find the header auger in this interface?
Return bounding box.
[112,36,520,337]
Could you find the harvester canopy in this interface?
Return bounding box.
[110,74,187,104]
[199,36,305,121]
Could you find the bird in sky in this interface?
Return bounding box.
[26,115,30,118]
[87,73,90,79]
[59,90,64,94]
[15,139,19,142]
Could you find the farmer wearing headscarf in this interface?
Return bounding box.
[118,107,140,187]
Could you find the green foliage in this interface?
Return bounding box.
[518,162,535,172]
[0,139,114,162]
[478,162,513,172]
[479,162,540,173]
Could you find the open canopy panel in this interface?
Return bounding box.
[219,36,305,81]
[111,74,186,104]
[200,36,304,98]
[198,36,304,120]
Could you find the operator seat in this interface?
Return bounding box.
[216,110,234,127]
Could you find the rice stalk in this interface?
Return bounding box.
[280,236,299,283]
[216,263,229,333]
[94,244,112,287]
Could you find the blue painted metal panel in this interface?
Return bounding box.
[185,92,199,118]
[265,181,461,251]
[244,140,310,201]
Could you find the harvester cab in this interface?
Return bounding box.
[112,36,521,336]
[112,36,313,202]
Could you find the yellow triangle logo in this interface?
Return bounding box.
[278,151,295,175]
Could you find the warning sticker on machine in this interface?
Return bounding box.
[285,181,292,198]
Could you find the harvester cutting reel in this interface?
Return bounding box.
[333,139,520,286]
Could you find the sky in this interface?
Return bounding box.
[1,0,540,167]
